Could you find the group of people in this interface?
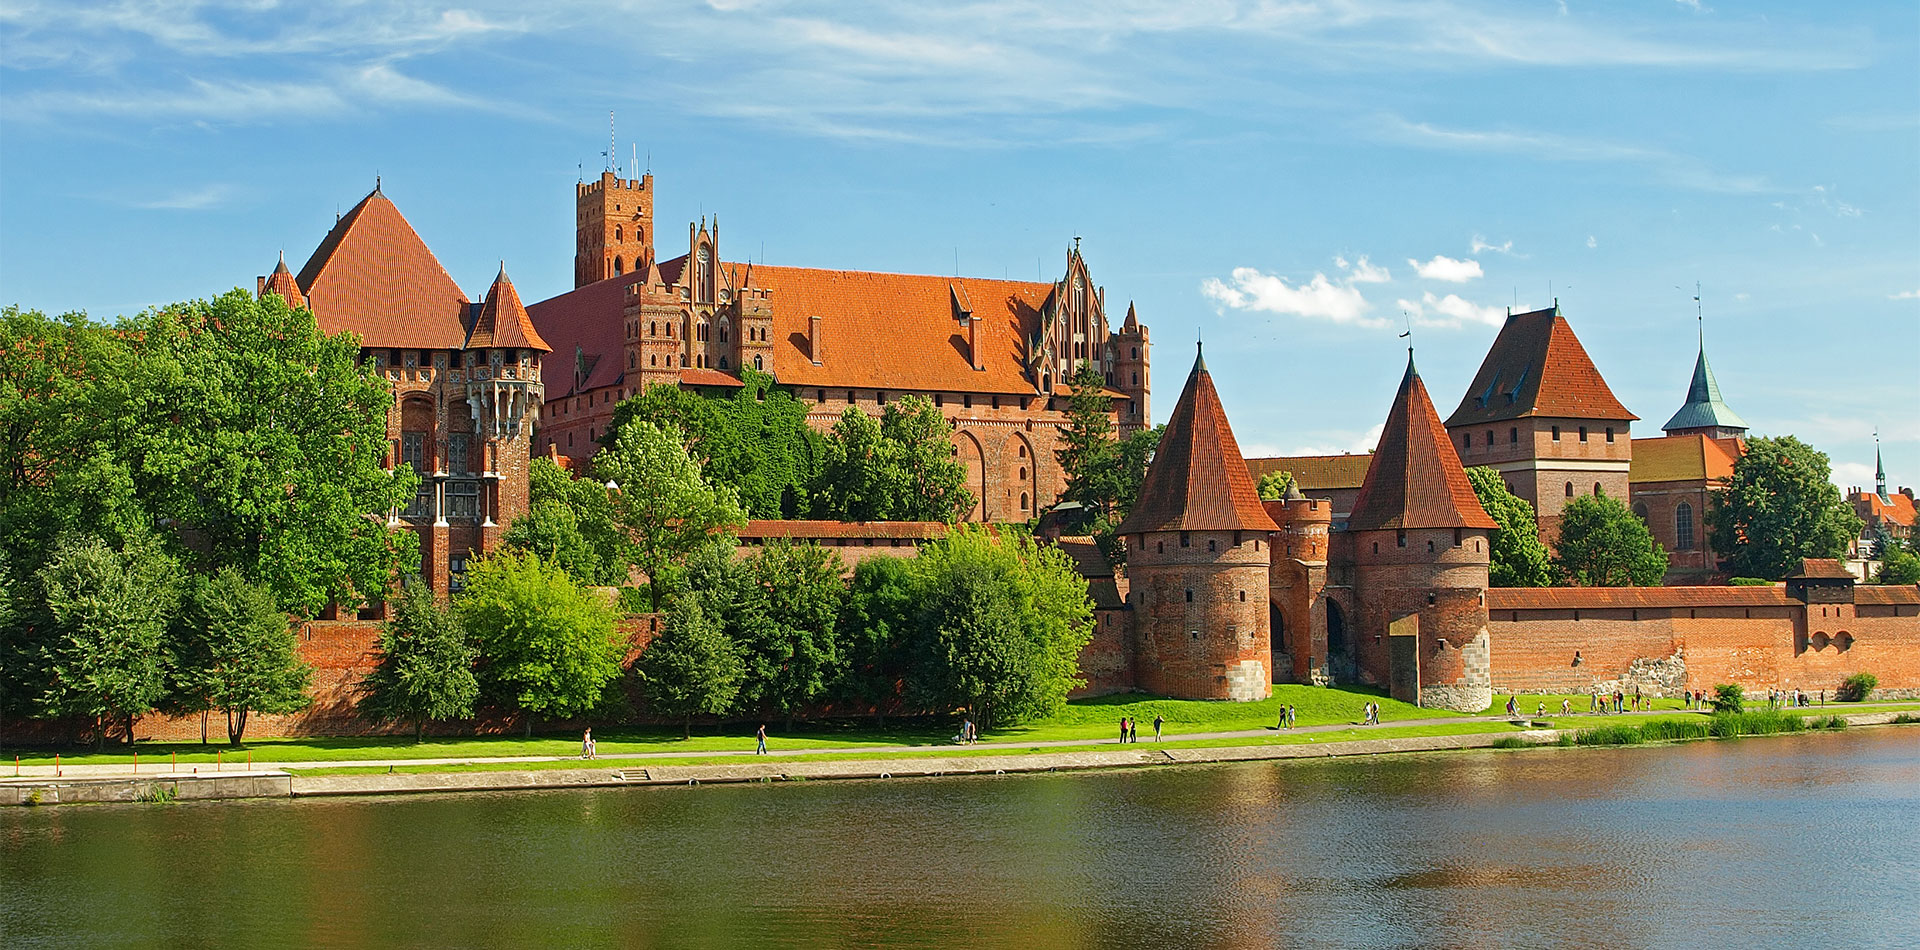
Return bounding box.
[1767,688,1816,709]
[954,719,979,744]
[1361,702,1381,725]
[1276,705,1298,728]
[1116,716,1165,742]
[1586,688,1650,713]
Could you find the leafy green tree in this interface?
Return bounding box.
[726,541,848,725]
[1058,362,1118,508]
[813,397,973,523]
[175,568,313,745]
[1708,435,1863,580]
[1467,467,1553,587]
[360,577,479,741]
[457,550,624,736]
[1553,493,1668,587]
[637,595,744,738]
[36,534,180,747]
[1710,683,1744,714]
[595,419,747,611]
[904,526,1093,729]
[1876,538,1920,585]
[504,457,631,587]
[608,370,823,518]
[1255,470,1296,501]
[837,554,919,723]
[116,291,419,615]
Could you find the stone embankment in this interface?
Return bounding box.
[5,711,1911,807]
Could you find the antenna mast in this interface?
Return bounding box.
[607,111,615,173]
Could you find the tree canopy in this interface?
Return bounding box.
[1255,470,1296,501]
[175,567,313,745]
[36,533,180,746]
[1707,435,1863,579]
[638,595,744,738]
[456,550,625,733]
[606,369,822,519]
[814,396,973,523]
[1554,493,1668,587]
[503,456,632,587]
[594,419,747,611]
[360,577,479,741]
[1466,467,1553,587]
[1875,538,1920,585]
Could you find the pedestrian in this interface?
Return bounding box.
[1153,714,1164,741]
[1120,717,1130,743]
[1537,702,1546,718]
[1287,705,1296,728]
[1505,695,1517,718]
[1129,718,1138,743]
[1561,698,1571,716]
[582,727,593,759]
[1589,691,1598,713]
[755,724,767,755]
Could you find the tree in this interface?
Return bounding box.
[725,541,848,725]
[1057,362,1117,510]
[637,595,743,738]
[837,554,919,722]
[608,370,823,519]
[1710,683,1744,714]
[813,397,973,523]
[903,526,1093,729]
[360,577,479,741]
[1553,493,1668,587]
[595,419,747,611]
[1255,470,1296,501]
[503,457,631,587]
[36,534,180,747]
[175,568,313,745]
[1466,467,1553,587]
[115,290,420,615]
[457,550,624,735]
[1708,435,1863,580]
[1874,538,1919,585]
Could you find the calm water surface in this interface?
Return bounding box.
[4,729,1918,948]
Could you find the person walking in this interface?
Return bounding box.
[1153,714,1164,741]
[582,728,595,760]
[755,724,767,755]
[1287,704,1297,728]
[1120,717,1130,744]
[1128,718,1138,743]
[1561,698,1571,716]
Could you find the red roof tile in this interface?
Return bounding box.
[262,253,302,308]
[1853,490,1917,528]
[1856,586,1920,605]
[678,366,746,388]
[1445,306,1636,427]
[1784,558,1855,580]
[528,271,644,396]
[1488,587,1794,610]
[1349,355,1497,532]
[1245,453,1373,491]
[1116,345,1278,535]
[294,189,471,350]
[466,266,550,352]
[1630,434,1743,484]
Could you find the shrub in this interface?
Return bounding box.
[1576,724,1644,746]
[1728,577,1772,586]
[1490,736,1530,749]
[1837,672,1877,703]
[1555,732,1577,746]
[1710,683,1745,714]
[1808,715,1848,731]
[1640,718,1711,742]
[1891,713,1919,725]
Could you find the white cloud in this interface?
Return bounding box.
[1470,235,1516,255]
[134,184,238,211]
[1586,235,1599,248]
[1409,254,1484,282]
[1282,423,1386,459]
[1377,115,1771,194]
[1335,255,1392,283]
[1890,289,1920,300]
[1398,292,1506,329]
[1202,268,1380,327]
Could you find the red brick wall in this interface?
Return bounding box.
[1072,607,1135,697]
[1128,529,1271,700]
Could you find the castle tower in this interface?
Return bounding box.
[730,262,775,376]
[257,252,304,309]
[464,265,550,532]
[574,171,653,287]
[1445,304,1637,540]
[1350,352,1497,711]
[1266,484,1332,685]
[1112,302,1151,431]
[1660,332,1748,440]
[1116,343,1277,701]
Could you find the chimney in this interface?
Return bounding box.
[968,315,985,371]
[810,315,824,365]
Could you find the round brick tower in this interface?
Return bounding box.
[1117,344,1277,701]
[1347,353,1497,712]
[1267,486,1332,685]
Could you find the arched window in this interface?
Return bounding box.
[1131,346,1139,359]
[615,226,623,242]
[1018,444,1028,459]
[753,355,763,370]
[1675,503,1695,551]
[1018,467,1027,480]
[1020,492,1030,510]
[1633,503,1650,523]
[718,356,728,369]
[614,256,624,275]
[1565,482,1575,498]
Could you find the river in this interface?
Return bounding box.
[4,728,1917,948]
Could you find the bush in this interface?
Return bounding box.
[1490,736,1530,749]
[1837,672,1877,703]
[1728,577,1772,586]
[1710,683,1745,714]
[1640,718,1711,741]
[1709,710,1805,738]
[1576,724,1644,746]
[1891,713,1919,725]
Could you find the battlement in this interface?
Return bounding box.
[577,171,652,198]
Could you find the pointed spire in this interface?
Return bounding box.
[1349,356,1496,532]
[1115,347,1277,535]
[468,263,551,352]
[262,251,301,308]
[1877,433,1889,502]
[1660,338,1748,436]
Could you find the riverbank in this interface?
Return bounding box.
[5,708,1912,807]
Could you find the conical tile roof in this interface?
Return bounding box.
[295,188,471,349]
[1661,344,1747,433]
[1446,306,1636,426]
[1116,344,1277,535]
[1350,353,1497,532]
[468,265,551,352]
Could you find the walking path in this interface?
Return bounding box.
[16,701,1892,780]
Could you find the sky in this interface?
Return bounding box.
[2,0,1916,493]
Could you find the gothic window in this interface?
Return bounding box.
[401,433,430,519]
[1593,482,1603,496]
[1634,503,1650,523]
[1018,444,1028,459]
[1020,492,1029,510]
[615,226,623,242]
[614,257,624,275]
[1565,482,1575,498]
[754,355,763,370]
[1676,503,1695,551]
[720,322,729,343]
[1072,276,1085,315]
[1131,346,1139,359]
[447,480,479,521]
[448,434,470,475]
[719,357,728,369]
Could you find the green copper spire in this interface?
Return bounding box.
[1661,341,1748,436]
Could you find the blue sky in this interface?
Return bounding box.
[3,1,1915,492]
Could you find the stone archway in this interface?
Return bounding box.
[1326,598,1355,684]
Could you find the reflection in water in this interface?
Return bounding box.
[5,730,1918,948]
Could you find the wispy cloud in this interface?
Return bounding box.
[1409,254,1483,282]
[1470,235,1516,256]
[1336,255,1392,284]
[1891,289,1920,301]
[1375,115,1771,194]
[133,184,239,210]
[1202,267,1381,328]
[1586,235,1599,248]
[1398,291,1505,329]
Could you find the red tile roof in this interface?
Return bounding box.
[466,266,550,352]
[528,271,643,396]
[1856,586,1920,605]
[1853,489,1917,528]
[1055,536,1124,609]
[1445,306,1636,427]
[1245,453,1373,491]
[1488,587,1794,610]
[1784,558,1855,580]
[678,367,746,388]
[1349,356,1497,532]
[294,189,471,350]
[1116,345,1278,535]
[262,253,302,308]
[1630,434,1743,484]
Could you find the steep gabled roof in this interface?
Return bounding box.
[1662,343,1747,433]
[527,271,642,396]
[295,189,471,350]
[1116,345,1277,535]
[1350,354,1497,532]
[467,265,551,352]
[1445,306,1636,427]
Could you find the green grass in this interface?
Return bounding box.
[1480,693,1689,717]
[1575,724,1645,746]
